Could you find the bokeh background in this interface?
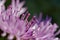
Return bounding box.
[0,0,60,40]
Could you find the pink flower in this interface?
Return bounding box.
[0,0,60,40]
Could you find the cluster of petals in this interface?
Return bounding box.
[0,0,60,40]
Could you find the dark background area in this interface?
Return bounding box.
[0,0,60,40]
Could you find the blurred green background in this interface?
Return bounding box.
[0,0,60,40]
[25,0,60,27]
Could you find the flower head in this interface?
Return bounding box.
[0,0,60,40]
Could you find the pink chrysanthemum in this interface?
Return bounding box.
[0,0,60,40]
